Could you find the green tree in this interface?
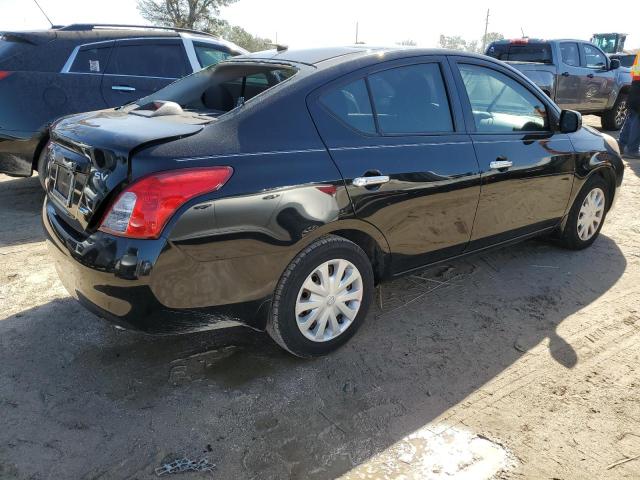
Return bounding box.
[208,19,272,52]
[137,0,237,31]
[439,34,467,51]
[397,39,417,47]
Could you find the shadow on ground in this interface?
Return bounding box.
[0,175,45,247]
[0,232,627,479]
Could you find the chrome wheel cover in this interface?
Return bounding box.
[295,258,363,342]
[577,187,605,241]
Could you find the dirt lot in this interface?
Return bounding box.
[1,120,639,479]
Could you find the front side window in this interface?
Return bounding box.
[320,79,376,134]
[368,63,453,134]
[194,42,232,68]
[459,64,548,133]
[583,44,607,69]
[560,42,580,67]
[70,45,113,73]
[106,43,189,78]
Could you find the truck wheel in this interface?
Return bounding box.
[267,235,374,357]
[601,93,628,131]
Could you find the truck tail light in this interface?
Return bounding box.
[0,71,13,80]
[99,167,233,239]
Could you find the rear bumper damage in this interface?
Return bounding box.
[42,199,270,334]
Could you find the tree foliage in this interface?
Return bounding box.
[397,39,417,47]
[208,18,272,52]
[137,0,237,30]
[137,0,271,52]
[439,32,504,53]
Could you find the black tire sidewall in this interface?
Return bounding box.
[270,238,374,357]
[36,147,49,189]
[561,176,609,250]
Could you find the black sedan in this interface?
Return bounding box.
[42,46,624,357]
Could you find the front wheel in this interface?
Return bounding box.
[602,94,628,131]
[558,176,609,250]
[267,235,374,357]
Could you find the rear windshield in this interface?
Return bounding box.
[486,42,553,64]
[134,61,298,116]
[617,55,636,68]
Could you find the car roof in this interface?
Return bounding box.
[239,46,492,67]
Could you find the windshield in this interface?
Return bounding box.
[133,61,298,116]
[592,34,623,54]
[486,43,553,64]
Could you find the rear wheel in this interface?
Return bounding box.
[267,235,374,357]
[558,176,609,250]
[602,93,628,131]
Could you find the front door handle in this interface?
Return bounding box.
[112,85,136,92]
[489,159,513,170]
[353,175,390,188]
[587,73,595,79]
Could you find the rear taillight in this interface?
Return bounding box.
[99,167,233,239]
[0,71,13,80]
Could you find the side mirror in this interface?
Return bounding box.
[610,59,621,70]
[559,110,582,133]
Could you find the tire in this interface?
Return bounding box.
[267,235,374,358]
[558,176,609,250]
[601,93,628,131]
[36,146,49,189]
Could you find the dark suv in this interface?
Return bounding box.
[0,24,246,184]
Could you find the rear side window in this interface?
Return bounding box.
[583,44,607,69]
[459,64,548,133]
[70,45,113,73]
[320,79,376,134]
[194,42,232,68]
[106,43,189,78]
[368,63,453,134]
[560,42,580,67]
[486,43,553,64]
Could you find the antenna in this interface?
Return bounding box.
[521,27,526,38]
[33,0,54,28]
[355,21,359,44]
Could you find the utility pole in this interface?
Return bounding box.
[481,9,490,52]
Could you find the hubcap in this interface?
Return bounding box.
[577,188,605,241]
[295,258,363,342]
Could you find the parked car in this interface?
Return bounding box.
[42,47,624,357]
[0,23,246,185]
[486,39,632,130]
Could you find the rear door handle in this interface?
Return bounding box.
[561,72,570,77]
[111,85,136,92]
[353,175,390,187]
[489,159,513,170]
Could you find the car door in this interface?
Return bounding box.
[309,57,481,274]
[101,38,190,106]
[58,41,115,113]
[578,43,615,112]
[555,42,583,110]
[449,57,575,248]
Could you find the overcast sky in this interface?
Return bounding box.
[1,0,638,49]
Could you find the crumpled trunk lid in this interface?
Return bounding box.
[47,108,207,233]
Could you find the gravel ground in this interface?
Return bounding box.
[1,118,639,479]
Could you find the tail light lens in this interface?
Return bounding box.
[0,71,13,80]
[99,167,233,239]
